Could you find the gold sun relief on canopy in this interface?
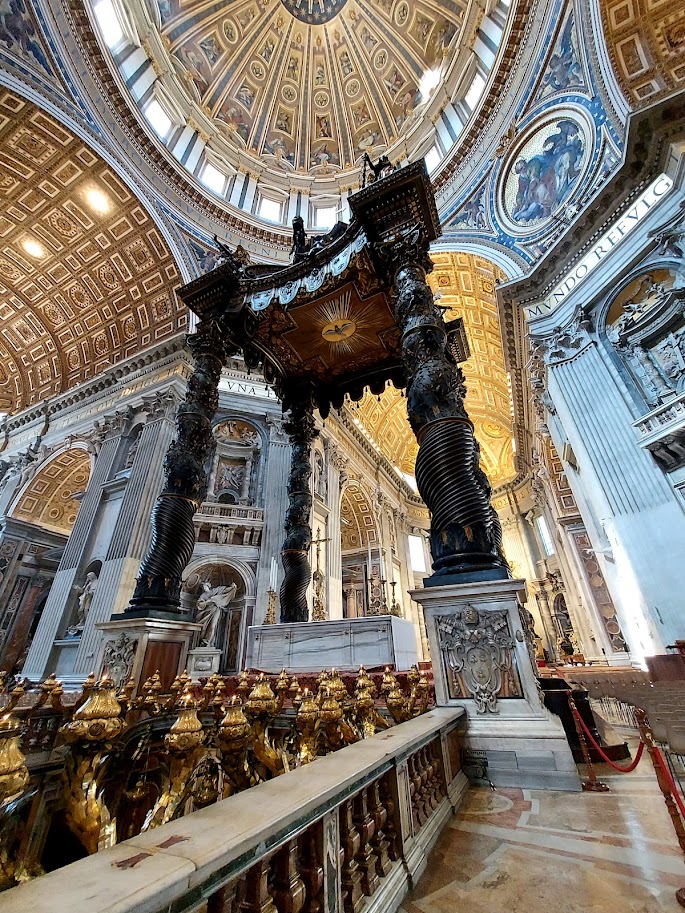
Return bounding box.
[354,252,515,485]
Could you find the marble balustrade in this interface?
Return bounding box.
[2,707,467,913]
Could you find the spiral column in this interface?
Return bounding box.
[126,319,229,618]
[379,228,509,581]
[280,384,318,623]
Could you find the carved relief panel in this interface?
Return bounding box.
[211,419,261,505]
[436,605,522,712]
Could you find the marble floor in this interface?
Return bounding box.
[402,749,685,913]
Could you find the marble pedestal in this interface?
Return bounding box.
[412,578,581,792]
[186,646,222,680]
[95,617,201,694]
[245,616,418,672]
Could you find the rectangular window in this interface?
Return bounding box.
[314,205,337,229]
[93,0,124,48]
[144,99,172,141]
[258,196,282,223]
[536,515,555,556]
[200,162,227,195]
[424,146,441,174]
[408,534,427,572]
[464,73,486,111]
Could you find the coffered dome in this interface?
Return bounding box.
[90,0,511,232]
[154,0,461,171]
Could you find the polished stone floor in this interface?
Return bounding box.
[402,752,685,912]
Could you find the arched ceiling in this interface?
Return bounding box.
[0,91,187,414]
[10,448,92,534]
[354,251,516,486]
[341,482,378,552]
[152,0,463,173]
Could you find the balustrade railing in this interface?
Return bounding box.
[0,666,435,892]
[2,706,466,913]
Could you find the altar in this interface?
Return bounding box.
[245,616,418,672]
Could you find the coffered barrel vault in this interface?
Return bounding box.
[0,92,187,413]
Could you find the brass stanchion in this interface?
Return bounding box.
[635,708,685,907]
[567,691,610,792]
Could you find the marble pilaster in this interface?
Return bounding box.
[326,441,344,620]
[72,402,178,677]
[546,336,685,659]
[22,426,124,681]
[254,416,291,624]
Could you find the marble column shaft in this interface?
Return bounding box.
[22,434,121,680]
[73,416,176,675]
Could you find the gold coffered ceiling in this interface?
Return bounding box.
[0,91,187,414]
[11,448,92,534]
[354,251,515,486]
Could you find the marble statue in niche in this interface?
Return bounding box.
[437,605,521,712]
[66,570,99,636]
[313,449,327,499]
[606,272,685,407]
[196,581,238,648]
[76,571,98,626]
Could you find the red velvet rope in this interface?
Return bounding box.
[653,744,685,820]
[571,704,645,772]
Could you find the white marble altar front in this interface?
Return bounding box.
[245,616,418,671]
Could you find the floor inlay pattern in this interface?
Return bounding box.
[402,754,685,912]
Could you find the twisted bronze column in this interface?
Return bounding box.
[378,227,508,581]
[126,319,228,618]
[280,384,318,623]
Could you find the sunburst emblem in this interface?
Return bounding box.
[316,290,376,355]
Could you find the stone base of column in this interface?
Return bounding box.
[245,616,418,672]
[95,617,202,694]
[411,578,581,792]
[186,646,222,681]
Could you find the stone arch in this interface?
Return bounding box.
[597,266,683,407]
[182,556,255,673]
[340,479,380,618]
[10,445,92,535]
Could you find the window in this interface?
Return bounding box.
[536,515,555,556]
[93,0,124,49]
[408,535,427,572]
[144,99,172,141]
[314,205,337,230]
[424,146,441,174]
[419,67,441,102]
[464,73,486,111]
[258,196,282,223]
[200,162,227,195]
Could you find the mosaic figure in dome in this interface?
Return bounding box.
[452,186,487,230]
[0,0,51,72]
[511,119,584,224]
[541,15,582,94]
[199,36,221,66]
